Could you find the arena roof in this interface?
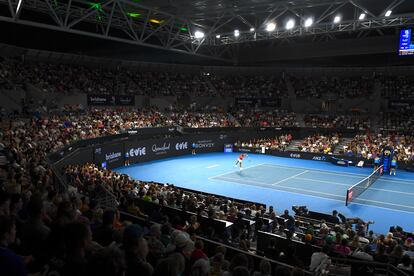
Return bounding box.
[0,0,413,63]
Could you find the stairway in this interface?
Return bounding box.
[286,139,303,151]
[333,137,353,155]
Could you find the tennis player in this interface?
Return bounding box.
[390,157,397,176]
[235,153,248,169]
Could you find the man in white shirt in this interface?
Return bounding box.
[352,245,373,261]
[310,245,331,272]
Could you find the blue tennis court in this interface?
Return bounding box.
[115,152,414,233]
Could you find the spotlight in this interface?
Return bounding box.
[385,10,392,17]
[359,13,366,20]
[266,22,276,32]
[286,19,295,30]
[304,18,313,27]
[194,31,204,39]
[250,27,255,32]
[333,15,341,23]
[234,29,240,37]
[216,34,221,39]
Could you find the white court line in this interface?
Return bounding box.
[377,178,414,185]
[261,163,366,178]
[272,170,309,186]
[210,163,266,179]
[295,177,414,196]
[206,164,220,169]
[353,197,414,210]
[209,175,414,214]
[212,176,271,186]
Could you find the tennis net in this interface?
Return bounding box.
[345,165,383,206]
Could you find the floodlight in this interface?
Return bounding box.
[194,31,205,39]
[266,22,276,32]
[216,34,221,38]
[385,10,392,17]
[250,27,255,32]
[286,19,295,30]
[333,15,341,23]
[304,18,313,27]
[234,29,240,37]
[359,13,366,20]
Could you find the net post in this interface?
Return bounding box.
[345,189,349,206]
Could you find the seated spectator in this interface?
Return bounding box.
[252,259,272,276]
[122,224,153,276]
[309,245,331,273]
[397,254,413,272]
[374,243,389,263]
[87,247,125,276]
[404,244,414,259]
[335,239,351,255]
[93,209,117,247]
[263,238,279,260]
[191,258,211,276]
[0,216,27,276]
[352,244,373,261]
[153,252,185,276]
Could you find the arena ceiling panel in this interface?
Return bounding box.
[0,0,413,61]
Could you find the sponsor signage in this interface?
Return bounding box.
[235,97,281,107]
[192,140,215,149]
[87,95,135,106]
[152,142,171,155]
[175,142,188,151]
[94,143,124,169]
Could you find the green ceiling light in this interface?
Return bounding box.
[127,12,141,18]
[90,2,103,12]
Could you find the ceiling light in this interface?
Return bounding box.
[194,31,205,39]
[250,27,255,32]
[333,15,341,23]
[286,19,295,30]
[359,13,366,20]
[385,10,392,17]
[266,22,276,32]
[216,34,221,38]
[304,18,313,27]
[234,29,240,37]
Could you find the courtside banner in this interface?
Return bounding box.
[94,143,124,169]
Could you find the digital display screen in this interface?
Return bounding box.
[224,144,233,153]
[399,29,414,56]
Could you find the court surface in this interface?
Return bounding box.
[115,152,414,233]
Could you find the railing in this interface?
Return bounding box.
[119,211,313,275]
[330,257,410,276]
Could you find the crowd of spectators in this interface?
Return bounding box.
[340,134,414,162]
[212,75,287,98]
[380,76,414,100]
[232,109,299,128]
[234,135,293,151]
[297,134,340,154]
[304,114,371,130]
[292,76,374,99]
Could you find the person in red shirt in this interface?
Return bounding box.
[234,153,248,170]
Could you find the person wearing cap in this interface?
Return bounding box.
[122,224,153,276]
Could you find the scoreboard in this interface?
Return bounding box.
[399,29,414,56]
